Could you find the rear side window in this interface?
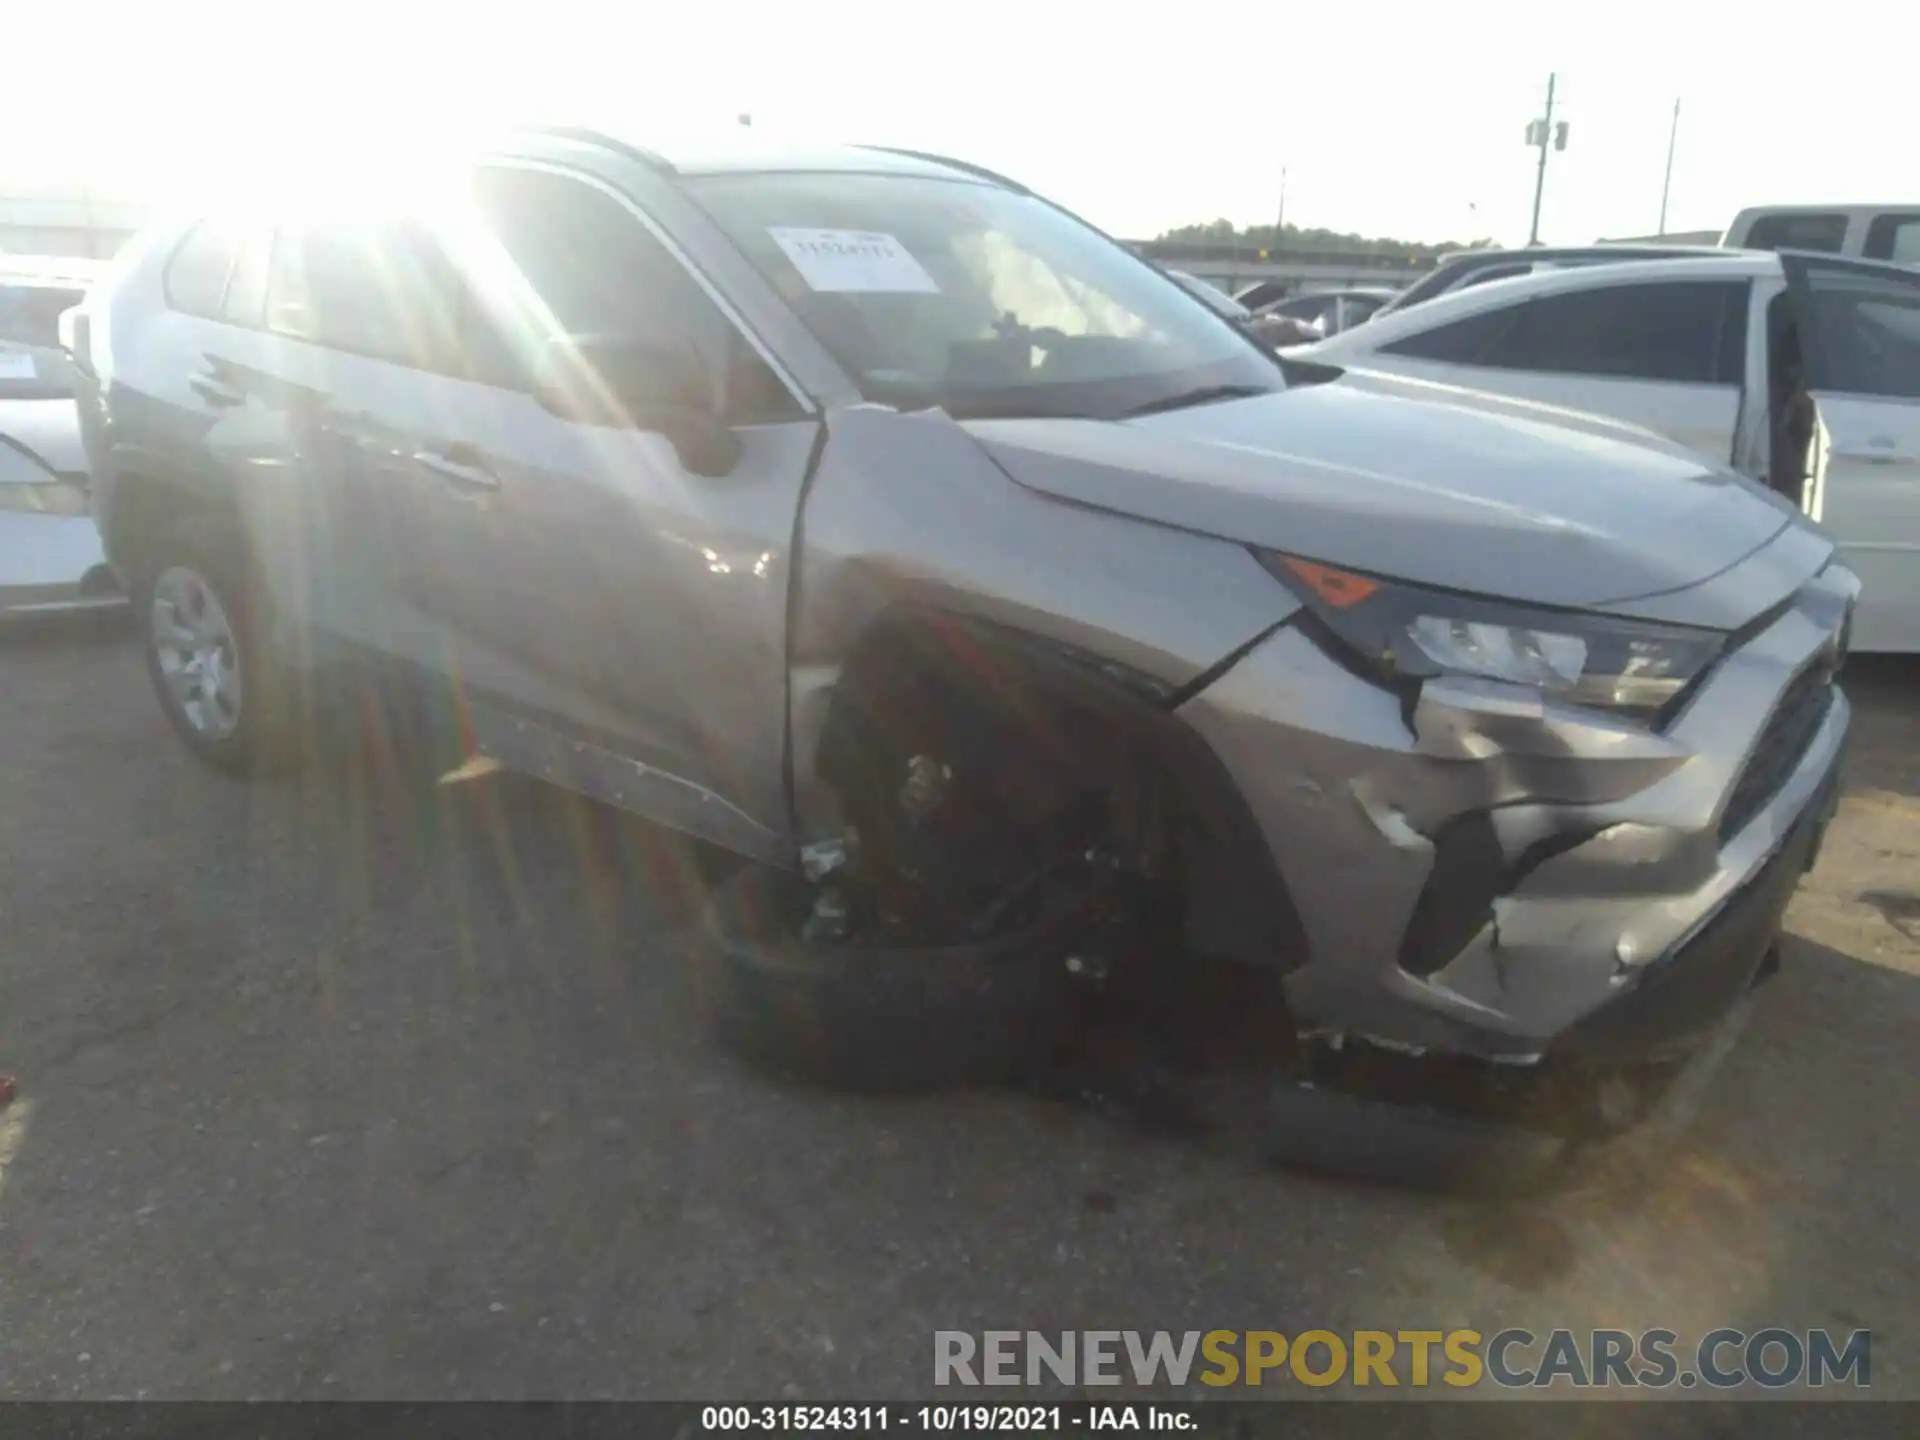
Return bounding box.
[163,222,241,317]
[1863,214,1920,265]
[1487,281,1746,383]
[266,221,464,372]
[1381,305,1523,363]
[1742,213,1848,254]
[1395,281,1746,384]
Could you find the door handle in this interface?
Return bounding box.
[189,372,243,407]
[414,445,500,494]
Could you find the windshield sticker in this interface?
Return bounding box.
[0,352,36,380]
[768,228,940,294]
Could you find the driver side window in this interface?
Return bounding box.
[469,166,799,422]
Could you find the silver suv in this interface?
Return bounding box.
[71,129,1855,1178]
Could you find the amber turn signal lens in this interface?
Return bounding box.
[1279,557,1380,609]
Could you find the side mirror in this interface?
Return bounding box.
[532,333,742,477]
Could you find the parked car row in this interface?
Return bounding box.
[1372,244,1728,317]
[62,129,1861,1186]
[1165,269,1327,347]
[1247,285,1396,336]
[0,258,121,616]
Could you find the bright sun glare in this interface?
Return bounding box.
[7,1,1917,247]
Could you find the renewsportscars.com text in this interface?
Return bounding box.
[934,1328,1871,1390]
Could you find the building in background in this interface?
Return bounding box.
[1599,228,1723,245]
[0,183,146,259]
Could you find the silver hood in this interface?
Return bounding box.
[962,376,1826,623]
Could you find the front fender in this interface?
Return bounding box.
[786,404,1295,841]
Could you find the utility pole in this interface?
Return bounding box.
[1658,97,1681,234]
[1526,72,1560,246]
[1275,165,1288,245]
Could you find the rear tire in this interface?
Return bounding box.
[136,514,306,776]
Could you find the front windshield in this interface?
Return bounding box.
[0,283,83,399]
[687,171,1281,419]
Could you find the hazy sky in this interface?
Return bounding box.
[6,1,1910,246]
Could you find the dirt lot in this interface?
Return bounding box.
[0,620,1915,1404]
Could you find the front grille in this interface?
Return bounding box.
[1716,660,1836,844]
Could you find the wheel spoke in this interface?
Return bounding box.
[185,585,220,639]
[162,663,198,711]
[152,598,196,648]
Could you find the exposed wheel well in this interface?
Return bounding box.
[812,608,1308,971]
[106,471,236,585]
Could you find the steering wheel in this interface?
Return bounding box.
[990,312,1070,354]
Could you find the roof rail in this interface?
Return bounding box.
[514,126,677,175]
[857,146,1028,194]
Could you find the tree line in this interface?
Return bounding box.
[1156,219,1500,257]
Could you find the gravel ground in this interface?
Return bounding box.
[1,619,1915,1405]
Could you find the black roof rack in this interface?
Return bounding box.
[856,146,1028,194]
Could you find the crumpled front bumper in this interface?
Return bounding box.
[1178,563,1856,1064]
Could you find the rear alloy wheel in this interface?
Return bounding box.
[138,516,304,775]
[150,566,246,742]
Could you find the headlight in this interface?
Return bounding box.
[1255,551,1723,719]
[0,480,90,517]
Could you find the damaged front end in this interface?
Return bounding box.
[1178,550,1854,1181]
[751,387,1854,1180]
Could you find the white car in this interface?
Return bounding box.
[1297,250,1920,653]
[1,264,120,616]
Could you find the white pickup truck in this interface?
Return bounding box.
[1725,205,1920,264]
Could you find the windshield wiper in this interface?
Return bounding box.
[1121,383,1273,418]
